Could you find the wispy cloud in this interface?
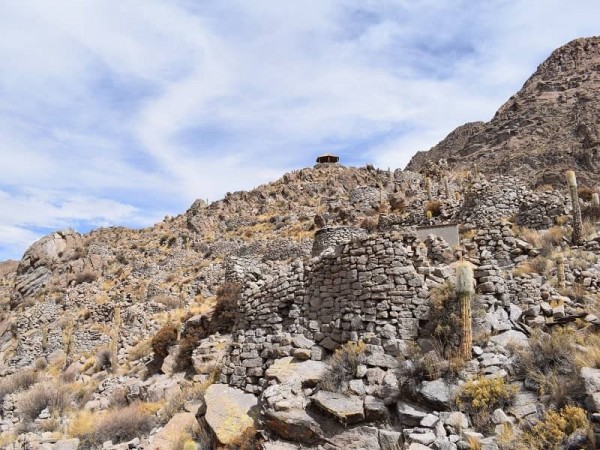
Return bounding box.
[0,0,599,259]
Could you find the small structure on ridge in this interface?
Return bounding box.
[316,154,339,164]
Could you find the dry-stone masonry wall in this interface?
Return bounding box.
[312,226,368,256]
[221,230,455,394]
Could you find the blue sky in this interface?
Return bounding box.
[1,0,599,260]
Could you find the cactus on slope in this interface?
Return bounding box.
[566,170,583,246]
[455,261,475,360]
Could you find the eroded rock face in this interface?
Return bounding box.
[10,229,104,308]
[407,37,600,188]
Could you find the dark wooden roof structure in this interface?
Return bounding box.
[316,154,339,164]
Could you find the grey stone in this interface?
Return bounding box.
[364,395,388,421]
[397,401,430,427]
[489,330,529,348]
[263,409,322,445]
[204,384,258,446]
[312,391,364,424]
[419,379,452,408]
[420,413,439,428]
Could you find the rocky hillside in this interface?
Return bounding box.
[2,157,600,449]
[407,36,600,188]
[2,38,600,450]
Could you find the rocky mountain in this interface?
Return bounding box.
[407,36,600,187]
[2,39,600,450]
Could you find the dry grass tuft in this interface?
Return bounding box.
[16,382,71,423]
[424,200,443,217]
[70,403,155,446]
[209,283,241,334]
[320,341,367,393]
[0,369,38,404]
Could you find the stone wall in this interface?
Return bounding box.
[221,230,454,394]
[515,190,570,229]
[312,226,368,256]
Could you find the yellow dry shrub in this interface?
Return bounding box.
[68,409,95,439]
[456,376,517,411]
[522,406,591,449]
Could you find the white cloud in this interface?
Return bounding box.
[0,0,599,259]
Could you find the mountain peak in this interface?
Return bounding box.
[407,35,600,187]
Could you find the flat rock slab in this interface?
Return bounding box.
[322,426,381,450]
[397,401,430,427]
[205,384,258,445]
[312,391,364,424]
[263,408,323,444]
[266,357,326,386]
[148,412,198,450]
[489,330,529,348]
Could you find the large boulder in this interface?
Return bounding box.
[11,229,104,308]
[204,384,258,446]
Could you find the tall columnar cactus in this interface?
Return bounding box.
[443,175,450,200]
[455,261,474,360]
[425,177,432,201]
[110,306,122,369]
[566,170,583,246]
[556,255,566,289]
[593,193,600,207]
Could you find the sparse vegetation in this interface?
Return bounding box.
[456,375,517,431]
[209,283,241,334]
[151,323,179,360]
[16,382,71,423]
[0,370,38,405]
[424,200,443,217]
[69,403,156,447]
[320,341,367,393]
[519,405,594,450]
